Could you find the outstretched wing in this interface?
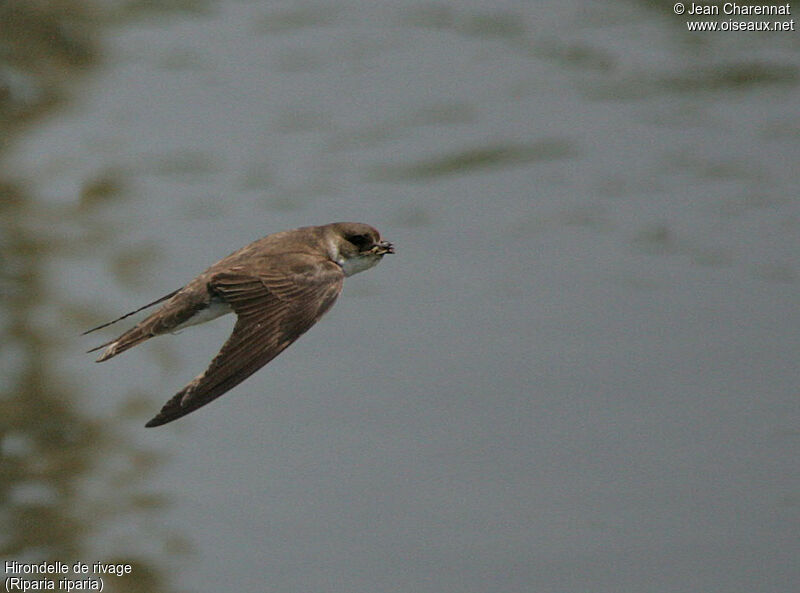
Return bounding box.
[145,258,344,427]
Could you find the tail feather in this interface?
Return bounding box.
[82,289,180,335]
[92,326,154,362]
[84,289,182,361]
[86,338,116,354]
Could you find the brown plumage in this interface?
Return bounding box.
[85,222,393,427]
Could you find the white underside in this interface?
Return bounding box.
[171,300,232,332]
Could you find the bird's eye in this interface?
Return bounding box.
[348,234,371,249]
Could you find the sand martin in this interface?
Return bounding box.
[84,222,394,427]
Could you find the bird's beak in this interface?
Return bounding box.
[372,241,395,255]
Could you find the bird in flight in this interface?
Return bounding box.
[85,222,394,427]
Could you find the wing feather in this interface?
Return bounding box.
[145,258,344,427]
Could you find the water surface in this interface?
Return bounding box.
[1,1,798,592]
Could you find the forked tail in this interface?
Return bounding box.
[82,289,179,335]
[84,289,180,361]
[88,325,154,362]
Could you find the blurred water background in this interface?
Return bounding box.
[1,1,798,591]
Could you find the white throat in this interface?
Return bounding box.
[328,237,380,277]
[339,254,379,276]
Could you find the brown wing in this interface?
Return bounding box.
[145,258,344,427]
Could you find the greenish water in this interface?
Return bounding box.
[1,1,798,592]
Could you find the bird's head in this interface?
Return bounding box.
[326,222,394,276]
